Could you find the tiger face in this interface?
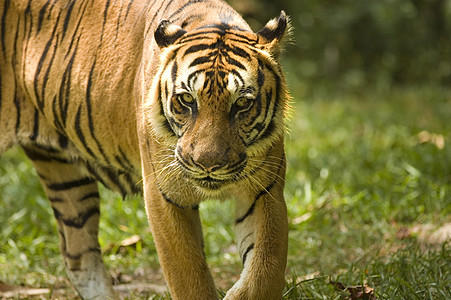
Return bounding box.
[147,14,288,196]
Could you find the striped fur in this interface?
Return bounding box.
[0,0,290,299]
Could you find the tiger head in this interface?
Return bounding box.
[146,12,290,197]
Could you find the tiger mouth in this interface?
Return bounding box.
[175,155,247,190]
[192,175,233,190]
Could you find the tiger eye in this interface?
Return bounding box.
[179,93,194,105]
[236,97,251,108]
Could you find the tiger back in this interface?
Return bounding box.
[0,0,290,299]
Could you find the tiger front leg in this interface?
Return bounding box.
[24,147,117,300]
[141,156,218,299]
[226,152,288,299]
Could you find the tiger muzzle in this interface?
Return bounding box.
[176,137,247,190]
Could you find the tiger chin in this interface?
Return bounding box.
[0,0,290,299]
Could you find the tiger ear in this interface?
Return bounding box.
[155,20,187,48]
[256,11,289,57]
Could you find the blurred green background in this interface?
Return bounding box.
[230,0,451,91]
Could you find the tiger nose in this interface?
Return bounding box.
[192,156,228,173]
[190,146,230,173]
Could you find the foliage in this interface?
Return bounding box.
[282,86,450,299]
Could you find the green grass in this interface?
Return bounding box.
[0,86,450,299]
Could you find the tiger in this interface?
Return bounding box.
[0,0,290,299]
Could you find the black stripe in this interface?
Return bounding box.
[225,56,246,70]
[104,167,128,197]
[95,0,111,46]
[227,158,247,174]
[58,134,69,149]
[255,179,277,201]
[202,71,213,94]
[36,172,47,180]
[257,120,276,142]
[85,61,110,163]
[30,107,39,141]
[79,192,100,202]
[37,0,52,33]
[179,29,228,43]
[115,0,126,39]
[180,81,189,91]
[0,0,11,56]
[24,148,71,163]
[164,82,169,98]
[103,0,111,28]
[236,179,278,224]
[124,172,142,194]
[68,268,82,272]
[183,43,214,57]
[24,0,33,45]
[236,200,256,224]
[0,73,2,113]
[48,197,64,203]
[253,67,281,143]
[178,35,211,44]
[171,60,178,89]
[52,207,100,229]
[61,0,76,40]
[228,44,252,60]
[52,94,64,131]
[114,153,133,172]
[257,62,265,87]
[124,0,136,21]
[243,92,262,132]
[40,37,59,110]
[34,9,62,112]
[180,30,257,45]
[168,0,208,20]
[180,32,231,45]
[12,16,19,72]
[117,147,135,170]
[228,36,258,46]
[31,143,60,153]
[65,248,101,260]
[187,70,201,89]
[14,96,21,134]
[58,229,66,246]
[143,0,166,39]
[158,87,175,136]
[244,65,280,146]
[60,43,77,127]
[23,0,34,53]
[231,69,244,86]
[34,40,52,111]
[254,92,276,142]
[242,243,254,265]
[47,177,95,191]
[64,5,85,58]
[74,105,95,158]
[189,56,212,68]
[161,190,198,210]
[196,23,249,33]
[244,96,266,140]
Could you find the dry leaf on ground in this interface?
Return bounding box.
[330,280,377,300]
